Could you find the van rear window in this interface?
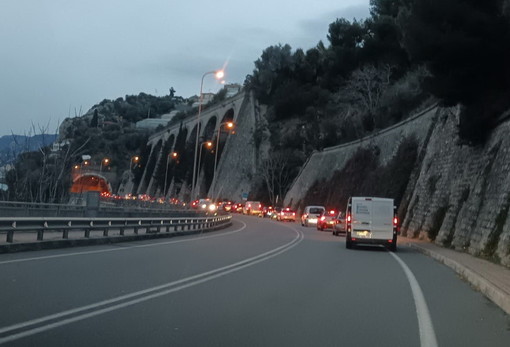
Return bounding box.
[309,208,323,214]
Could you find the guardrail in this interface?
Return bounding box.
[0,200,192,218]
[0,214,232,244]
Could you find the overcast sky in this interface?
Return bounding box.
[0,0,369,136]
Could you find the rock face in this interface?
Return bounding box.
[402,107,510,267]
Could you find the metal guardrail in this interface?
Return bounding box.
[0,200,193,218]
[0,215,232,243]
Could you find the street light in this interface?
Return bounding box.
[163,152,178,197]
[130,156,140,172]
[100,158,110,173]
[212,122,235,198]
[191,69,225,201]
[213,122,235,176]
[195,140,213,198]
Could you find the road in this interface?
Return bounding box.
[0,214,509,346]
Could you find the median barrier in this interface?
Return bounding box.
[0,214,232,253]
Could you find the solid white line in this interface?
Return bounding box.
[0,228,303,344]
[0,221,247,265]
[388,251,438,347]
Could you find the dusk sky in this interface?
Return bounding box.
[0,0,369,136]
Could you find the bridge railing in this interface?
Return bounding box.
[0,214,232,243]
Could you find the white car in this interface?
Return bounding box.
[301,206,325,227]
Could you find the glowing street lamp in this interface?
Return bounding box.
[100,158,110,173]
[212,122,235,198]
[195,140,214,198]
[191,69,225,201]
[164,152,179,197]
[130,156,140,173]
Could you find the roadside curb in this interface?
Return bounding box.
[0,221,232,254]
[408,243,510,315]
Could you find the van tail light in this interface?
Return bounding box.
[347,215,351,223]
[320,216,326,221]
[393,217,398,225]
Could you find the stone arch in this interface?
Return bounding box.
[220,108,235,125]
[203,116,218,141]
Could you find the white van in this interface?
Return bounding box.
[301,205,325,226]
[345,197,397,251]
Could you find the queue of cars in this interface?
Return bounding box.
[194,196,398,251]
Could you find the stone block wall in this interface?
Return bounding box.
[402,107,510,266]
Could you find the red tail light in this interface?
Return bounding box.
[393,217,398,225]
[320,216,326,221]
[347,215,351,222]
[292,212,296,216]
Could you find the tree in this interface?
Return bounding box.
[90,109,99,128]
[401,0,510,142]
[259,152,295,206]
[345,64,394,127]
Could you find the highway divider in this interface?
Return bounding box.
[0,215,232,253]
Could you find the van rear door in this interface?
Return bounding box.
[371,199,394,240]
[351,198,372,239]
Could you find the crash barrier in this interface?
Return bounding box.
[0,200,193,218]
[0,215,232,243]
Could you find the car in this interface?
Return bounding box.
[218,201,233,212]
[232,203,244,213]
[345,197,398,251]
[259,206,275,218]
[196,198,217,212]
[271,207,282,220]
[277,207,296,222]
[243,201,262,216]
[332,211,346,236]
[317,210,338,231]
[301,205,325,226]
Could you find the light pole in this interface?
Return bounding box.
[100,158,110,173]
[213,122,234,178]
[196,140,213,198]
[130,156,140,172]
[164,152,178,197]
[211,122,235,199]
[191,69,225,201]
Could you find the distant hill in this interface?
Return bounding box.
[0,134,57,166]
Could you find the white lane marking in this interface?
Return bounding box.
[0,221,247,265]
[389,251,438,347]
[0,228,304,344]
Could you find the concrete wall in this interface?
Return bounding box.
[284,104,439,207]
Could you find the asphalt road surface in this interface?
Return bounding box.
[0,214,509,346]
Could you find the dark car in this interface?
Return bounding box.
[317,210,338,231]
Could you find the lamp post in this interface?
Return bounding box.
[130,156,140,172]
[196,140,213,198]
[191,69,225,201]
[100,158,110,173]
[164,152,178,197]
[212,122,235,199]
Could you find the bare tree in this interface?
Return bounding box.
[259,152,294,206]
[345,64,394,125]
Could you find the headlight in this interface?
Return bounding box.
[208,204,217,211]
